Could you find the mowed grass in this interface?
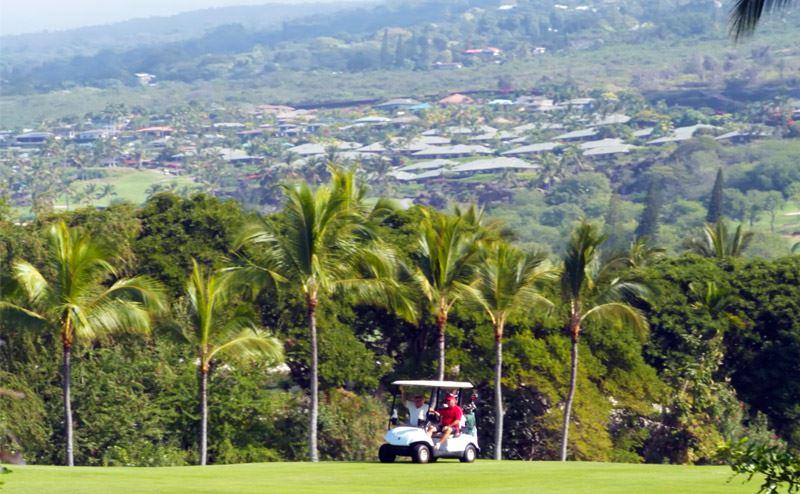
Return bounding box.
[1,461,755,494]
[57,167,197,209]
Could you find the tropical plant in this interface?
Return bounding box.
[412,209,481,381]
[236,166,408,462]
[558,221,649,461]
[182,259,283,466]
[5,221,165,466]
[625,237,666,269]
[720,438,800,494]
[463,242,553,460]
[685,220,754,259]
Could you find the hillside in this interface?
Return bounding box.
[4,0,798,97]
[0,2,367,68]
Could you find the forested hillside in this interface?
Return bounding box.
[3,0,798,95]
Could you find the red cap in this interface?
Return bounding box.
[445,393,457,401]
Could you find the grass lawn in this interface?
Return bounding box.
[57,167,198,209]
[1,461,756,494]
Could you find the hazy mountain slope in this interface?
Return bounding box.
[0,2,370,67]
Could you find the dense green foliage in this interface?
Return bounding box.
[1,185,798,466]
[721,439,800,494]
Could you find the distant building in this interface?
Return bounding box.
[14,132,54,146]
[136,126,174,138]
[462,47,503,57]
[554,128,599,141]
[411,144,494,159]
[74,129,118,143]
[134,73,156,86]
[374,98,423,112]
[647,124,718,145]
[502,142,561,156]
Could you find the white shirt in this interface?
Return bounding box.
[404,401,430,426]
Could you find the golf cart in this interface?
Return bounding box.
[378,380,479,464]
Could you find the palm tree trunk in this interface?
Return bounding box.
[62,343,74,467]
[436,310,447,381]
[199,367,208,466]
[560,330,579,462]
[308,296,319,462]
[494,327,504,460]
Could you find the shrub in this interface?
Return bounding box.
[720,439,800,494]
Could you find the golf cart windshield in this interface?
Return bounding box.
[388,380,475,429]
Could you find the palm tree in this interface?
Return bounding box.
[182,259,283,466]
[625,237,666,268]
[7,221,165,466]
[558,221,649,461]
[685,220,754,259]
[236,167,408,462]
[82,184,98,204]
[145,184,164,197]
[412,209,481,381]
[730,0,794,39]
[464,242,553,460]
[96,184,117,202]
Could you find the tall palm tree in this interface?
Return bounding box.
[412,209,481,381]
[558,221,649,461]
[236,167,408,462]
[7,221,165,466]
[730,0,794,39]
[685,220,754,259]
[183,259,283,466]
[464,242,553,460]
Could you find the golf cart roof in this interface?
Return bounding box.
[391,380,474,389]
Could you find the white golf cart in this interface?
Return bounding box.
[378,380,479,464]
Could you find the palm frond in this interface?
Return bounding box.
[96,276,167,315]
[730,0,793,39]
[0,301,46,323]
[75,299,153,342]
[581,302,649,340]
[12,261,50,305]
[207,328,283,366]
[561,220,605,302]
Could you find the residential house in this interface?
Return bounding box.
[411,144,494,159]
[647,124,718,145]
[374,98,423,112]
[14,132,54,146]
[439,93,476,105]
[554,128,599,141]
[501,142,561,156]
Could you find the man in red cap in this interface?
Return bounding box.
[432,393,463,450]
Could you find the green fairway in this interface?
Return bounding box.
[1,461,755,494]
[57,167,197,209]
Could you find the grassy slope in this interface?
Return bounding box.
[2,461,755,494]
[2,27,796,128]
[57,168,196,207]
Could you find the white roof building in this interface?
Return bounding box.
[647,124,718,144]
[555,128,599,140]
[411,144,494,158]
[450,157,539,173]
[502,142,561,156]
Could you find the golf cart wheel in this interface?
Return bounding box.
[460,444,477,463]
[378,444,396,463]
[411,444,431,464]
